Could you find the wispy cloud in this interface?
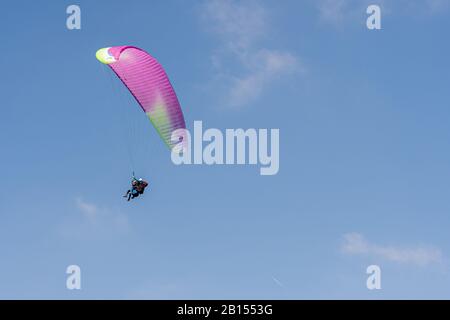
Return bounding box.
[76,197,98,221]
[201,0,300,108]
[315,0,449,25]
[59,197,130,238]
[316,0,353,25]
[341,232,444,267]
[228,50,299,106]
[202,0,266,52]
[426,0,449,13]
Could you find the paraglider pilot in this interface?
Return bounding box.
[123,174,149,201]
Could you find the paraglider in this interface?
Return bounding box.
[123,174,149,201]
[96,46,186,200]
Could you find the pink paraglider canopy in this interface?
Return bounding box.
[97,45,186,149]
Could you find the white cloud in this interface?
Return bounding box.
[76,197,98,221]
[315,0,448,25]
[59,198,130,238]
[316,0,352,25]
[202,0,266,52]
[228,50,299,106]
[423,0,449,13]
[341,232,443,267]
[201,0,300,108]
[428,0,448,9]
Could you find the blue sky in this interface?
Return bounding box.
[1,0,450,299]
